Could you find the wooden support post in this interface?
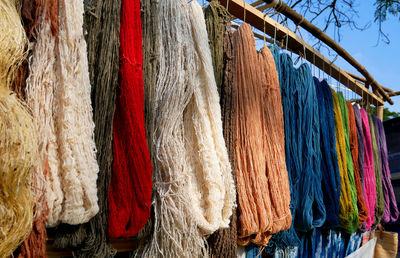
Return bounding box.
[377,105,384,120]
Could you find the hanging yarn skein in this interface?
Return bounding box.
[18,0,60,256]
[369,114,384,225]
[184,0,235,234]
[374,116,399,223]
[346,101,369,227]
[53,0,121,256]
[331,90,358,233]
[53,0,99,225]
[232,24,291,246]
[360,108,376,230]
[205,2,238,257]
[141,0,207,256]
[265,46,299,253]
[233,24,273,246]
[353,105,367,200]
[205,0,231,95]
[314,79,341,229]
[108,0,152,238]
[337,92,359,233]
[259,46,291,238]
[0,0,38,256]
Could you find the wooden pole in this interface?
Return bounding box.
[262,0,393,105]
[377,105,384,120]
[212,0,384,106]
[346,71,394,93]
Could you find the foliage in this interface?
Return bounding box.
[369,106,400,120]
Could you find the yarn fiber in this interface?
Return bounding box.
[53,0,100,225]
[141,0,208,256]
[331,90,358,233]
[360,108,376,230]
[0,0,38,256]
[337,92,359,233]
[346,101,369,226]
[369,114,384,225]
[108,0,152,238]
[207,19,238,258]
[185,0,235,234]
[374,116,399,223]
[233,24,291,246]
[314,79,341,229]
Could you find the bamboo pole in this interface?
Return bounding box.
[212,0,384,106]
[261,0,393,105]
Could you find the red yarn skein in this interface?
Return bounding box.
[108,0,153,238]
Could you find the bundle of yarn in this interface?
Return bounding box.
[0,0,38,256]
[53,0,121,256]
[368,114,384,225]
[206,5,238,254]
[232,24,291,247]
[360,108,377,230]
[108,0,152,238]
[331,90,358,233]
[53,0,99,225]
[373,116,399,223]
[19,0,59,255]
[346,101,369,226]
[314,79,341,229]
[337,92,359,233]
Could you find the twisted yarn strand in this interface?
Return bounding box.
[346,101,369,226]
[374,116,399,223]
[141,0,208,256]
[0,0,38,256]
[185,0,235,234]
[360,108,376,230]
[54,0,99,224]
[331,90,357,233]
[337,92,359,233]
[369,114,384,225]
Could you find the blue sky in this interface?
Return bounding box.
[197,0,400,111]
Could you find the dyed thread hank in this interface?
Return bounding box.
[314,79,341,229]
[337,93,359,233]
[331,90,357,233]
[141,0,208,256]
[205,2,237,257]
[53,0,121,256]
[108,0,152,238]
[232,23,272,246]
[353,105,367,200]
[184,0,236,234]
[374,116,399,223]
[360,108,376,230]
[0,0,38,256]
[346,101,369,226]
[368,114,384,225]
[18,0,60,256]
[54,0,99,224]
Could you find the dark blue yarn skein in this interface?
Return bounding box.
[314,78,341,229]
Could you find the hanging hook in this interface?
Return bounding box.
[263,13,267,46]
[274,25,277,45]
[226,0,230,11]
[243,1,246,23]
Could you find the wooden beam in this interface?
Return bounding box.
[213,0,384,106]
[389,91,400,97]
[346,71,394,93]
[261,0,393,105]
[250,0,264,7]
